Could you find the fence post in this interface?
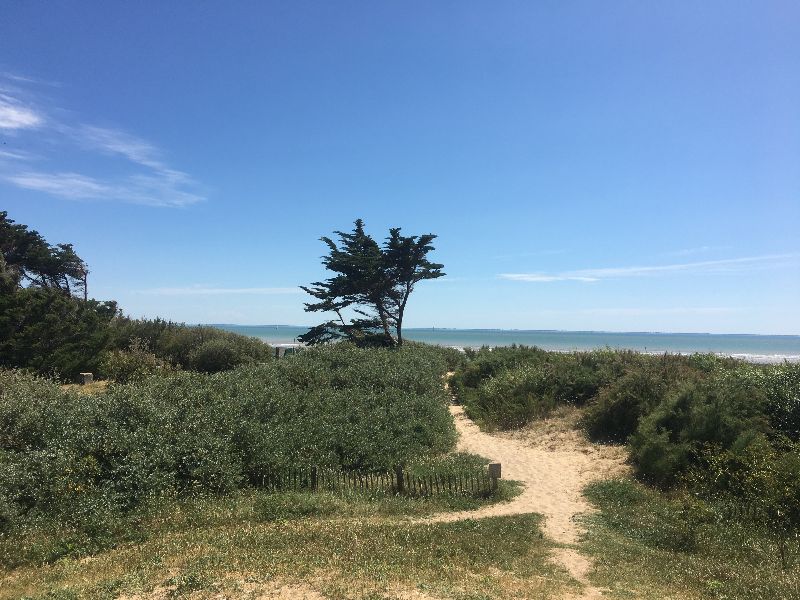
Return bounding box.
[488,463,501,492]
[395,464,404,493]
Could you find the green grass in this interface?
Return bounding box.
[1,489,571,600]
[581,478,800,600]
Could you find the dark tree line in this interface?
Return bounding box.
[1,212,116,378]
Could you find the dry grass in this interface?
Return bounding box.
[496,405,628,475]
[1,509,576,599]
[61,379,110,395]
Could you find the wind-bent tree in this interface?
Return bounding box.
[299,219,444,346]
[0,212,110,378]
[0,211,89,299]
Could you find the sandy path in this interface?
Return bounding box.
[424,403,628,599]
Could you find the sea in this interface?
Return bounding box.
[214,325,800,364]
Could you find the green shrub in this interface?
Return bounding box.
[629,379,769,486]
[466,364,555,429]
[457,348,641,430]
[108,319,273,373]
[99,339,176,383]
[687,434,800,568]
[0,343,456,541]
[581,364,700,443]
[187,338,249,372]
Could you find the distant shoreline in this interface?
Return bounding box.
[206,324,800,338]
[211,325,800,364]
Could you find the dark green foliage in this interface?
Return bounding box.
[300,219,444,346]
[0,343,456,554]
[0,211,88,298]
[629,378,769,487]
[0,287,118,380]
[449,345,549,402]
[582,360,705,443]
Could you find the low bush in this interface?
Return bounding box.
[99,338,176,383]
[581,359,705,443]
[628,378,769,487]
[108,318,273,373]
[454,347,643,429]
[468,364,555,429]
[0,343,457,549]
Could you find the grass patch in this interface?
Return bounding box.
[1,496,571,600]
[582,478,800,599]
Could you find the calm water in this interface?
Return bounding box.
[214,325,800,363]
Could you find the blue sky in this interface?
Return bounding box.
[1,2,798,334]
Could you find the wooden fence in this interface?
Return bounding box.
[257,464,500,497]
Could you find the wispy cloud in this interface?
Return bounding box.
[502,273,599,282]
[660,245,731,257]
[5,170,203,207]
[492,249,566,260]
[0,92,44,130]
[7,171,112,199]
[77,125,165,170]
[138,286,303,296]
[0,149,37,161]
[1,72,60,87]
[500,254,799,283]
[0,73,204,207]
[572,306,744,316]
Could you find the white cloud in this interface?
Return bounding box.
[0,149,37,161]
[0,72,60,87]
[574,307,744,316]
[0,75,204,207]
[6,171,112,198]
[501,273,599,282]
[660,245,730,257]
[0,93,43,130]
[4,169,202,207]
[500,254,799,283]
[138,286,303,296]
[77,125,165,170]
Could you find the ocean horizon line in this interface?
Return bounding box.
[204,324,800,338]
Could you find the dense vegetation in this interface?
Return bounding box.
[0,343,460,566]
[451,346,800,568]
[1,212,272,380]
[103,317,273,377]
[0,304,274,381]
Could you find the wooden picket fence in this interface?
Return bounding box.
[256,465,498,497]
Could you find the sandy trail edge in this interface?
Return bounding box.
[422,402,628,599]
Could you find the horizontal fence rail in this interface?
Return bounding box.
[256,465,499,498]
